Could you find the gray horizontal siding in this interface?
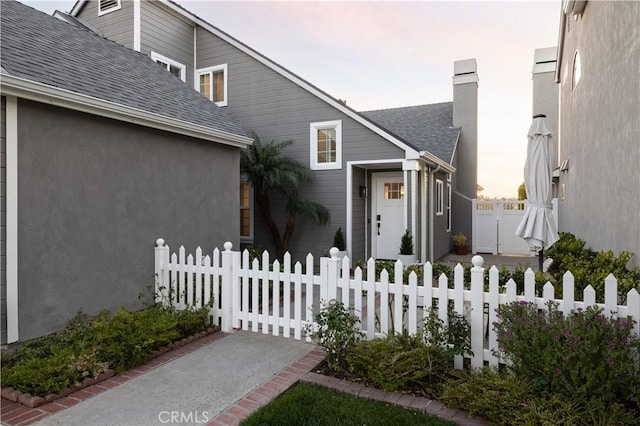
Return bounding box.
[76,0,133,49]
[196,27,404,262]
[141,2,195,87]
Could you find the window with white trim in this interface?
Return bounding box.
[197,65,228,107]
[436,179,444,216]
[151,52,186,82]
[310,120,342,170]
[240,180,253,240]
[98,0,121,16]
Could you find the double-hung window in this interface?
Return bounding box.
[310,120,342,170]
[436,179,444,216]
[197,65,228,106]
[150,52,186,82]
[240,180,253,241]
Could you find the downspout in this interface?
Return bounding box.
[428,164,441,263]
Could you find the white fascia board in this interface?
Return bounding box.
[0,74,253,149]
[154,0,420,157]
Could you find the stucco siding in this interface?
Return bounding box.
[196,27,405,261]
[16,100,240,341]
[75,0,134,49]
[1,96,6,344]
[557,1,640,266]
[141,1,195,87]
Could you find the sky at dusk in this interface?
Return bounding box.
[20,0,561,198]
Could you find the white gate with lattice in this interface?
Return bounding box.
[472,199,558,255]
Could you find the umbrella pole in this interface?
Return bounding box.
[538,249,544,272]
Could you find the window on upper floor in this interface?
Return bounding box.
[240,180,253,241]
[310,120,342,170]
[436,179,444,216]
[98,0,121,16]
[197,65,228,107]
[150,52,186,82]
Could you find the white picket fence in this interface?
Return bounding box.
[153,239,640,369]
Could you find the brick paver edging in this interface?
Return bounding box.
[1,329,226,426]
[207,348,490,426]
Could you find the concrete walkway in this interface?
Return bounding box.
[2,330,490,426]
[37,332,314,426]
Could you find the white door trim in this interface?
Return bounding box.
[371,171,405,259]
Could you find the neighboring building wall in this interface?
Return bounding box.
[532,47,559,169]
[452,59,478,248]
[557,1,640,266]
[195,27,406,262]
[75,0,134,49]
[140,1,195,87]
[16,100,241,341]
[1,96,6,344]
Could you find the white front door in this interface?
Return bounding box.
[372,172,405,259]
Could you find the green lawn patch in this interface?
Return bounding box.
[240,382,454,426]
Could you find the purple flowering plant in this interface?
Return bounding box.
[493,301,639,409]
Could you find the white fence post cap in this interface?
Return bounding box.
[155,238,165,247]
[471,255,484,269]
[329,247,339,258]
[224,241,233,251]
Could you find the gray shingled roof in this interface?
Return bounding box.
[361,103,460,164]
[0,0,247,138]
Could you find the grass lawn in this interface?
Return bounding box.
[240,382,455,426]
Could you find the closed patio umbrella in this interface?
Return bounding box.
[515,114,559,270]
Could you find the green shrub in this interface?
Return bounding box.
[546,232,640,301]
[174,305,212,337]
[89,307,180,372]
[513,395,638,426]
[399,229,414,255]
[494,301,640,409]
[333,227,346,251]
[1,349,81,396]
[346,308,471,396]
[440,367,532,424]
[347,333,451,396]
[304,300,364,371]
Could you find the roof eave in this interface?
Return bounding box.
[0,73,253,149]
[420,151,455,173]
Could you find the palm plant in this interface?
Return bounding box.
[240,132,330,260]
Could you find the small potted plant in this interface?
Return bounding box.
[333,227,347,259]
[452,232,469,255]
[398,229,416,266]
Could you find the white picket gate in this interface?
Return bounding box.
[154,239,640,369]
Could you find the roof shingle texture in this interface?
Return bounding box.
[0,0,247,138]
[361,103,460,164]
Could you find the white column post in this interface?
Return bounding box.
[327,247,340,302]
[154,238,170,305]
[221,241,234,332]
[470,255,485,368]
[6,95,19,343]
